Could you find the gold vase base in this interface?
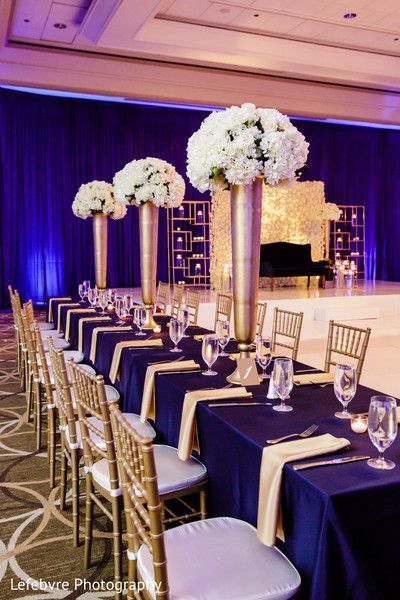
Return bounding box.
[142,309,158,331]
[226,356,263,385]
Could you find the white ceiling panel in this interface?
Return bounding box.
[252,0,295,10]
[41,2,87,43]
[233,10,303,34]
[163,0,211,19]
[199,3,245,24]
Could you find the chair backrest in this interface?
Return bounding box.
[256,302,267,337]
[33,321,53,401]
[69,361,120,495]
[324,320,371,384]
[110,402,168,599]
[23,300,35,325]
[271,308,304,360]
[21,312,41,380]
[47,338,79,447]
[171,284,184,318]
[185,289,200,325]
[214,293,232,330]
[156,282,169,314]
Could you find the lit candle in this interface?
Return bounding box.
[351,416,368,433]
[153,325,161,334]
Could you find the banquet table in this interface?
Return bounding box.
[50,301,400,600]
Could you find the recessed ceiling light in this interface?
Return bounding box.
[343,13,357,19]
[53,22,67,29]
[394,37,399,41]
[254,13,260,17]
[24,18,30,22]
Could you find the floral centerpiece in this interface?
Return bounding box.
[187,103,309,383]
[322,202,341,221]
[72,180,126,290]
[72,180,127,219]
[114,158,185,330]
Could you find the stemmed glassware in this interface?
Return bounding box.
[87,287,98,308]
[255,335,272,379]
[216,320,230,357]
[202,334,219,376]
[115,299,127,325]
[108,288,117,309]
[179,307,190,338]
[123,294,134,317]
[169,318,184,352]
[134,307,146,336]
[272,358,294,412]
[83,280,91,295]
[98,290,108,315]
[367,395,397,470]
[78,283,85,304]
[334,364,356,419]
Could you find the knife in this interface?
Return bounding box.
[293,455,370,470]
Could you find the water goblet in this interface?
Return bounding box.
[216,319,230,357]
[133,307,146,336]
[255,335,272,379]
[334,364,356,419]
[108,288,117,309]
[124,294,134,316]
[202,334,219,376]
[272,358,294,412]
[178,307,190,337]
[169,318,184,352]
[78,283,85,304]
[115,299,127,325]
[98,290,108,315]
[87,287,98,308]
[367,395,397,470]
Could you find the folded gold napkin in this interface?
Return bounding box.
[65,308,96,342]
[140,360,200,423]
[49,297,72,322]
[178,387,252,461]
[57,303,80,332]
[78,316,111,352]
[89,326,132,362]
[109,339,163,383]
[293,372,334,386]
[257,433,349,546]
[194,335,204,342]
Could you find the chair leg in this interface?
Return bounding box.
[111,497,122,599]
[127,558,136,600]
[59,446,68,511]
[84,475,94,569]
[35,384,42,451]
[26,369,33,422]
[270,278,275,292]
[71,450,80,548]
[321,275,326,289]
[200,490,207,520]
[48,411,56,489]
[307,275,311,288]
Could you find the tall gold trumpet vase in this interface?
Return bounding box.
[227,177,263,384]
[93,213,108,290]
[139,202,159,330]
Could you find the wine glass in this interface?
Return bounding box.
[272,358,294,412]
[83,280,91,293]
[367,395,397,470]
[334,364,356,419]
[115,299,127,325]
[108,288,117,309]
[202,334,219,376]
[78,283,85,304]
[169,318,184,352]
[98,290,108,315]
[123,294,134,316]
[216,319,230,357]
[255,335,272,379]
[134,307,146,336]
[87,287,98,308]
[178,307,190,338]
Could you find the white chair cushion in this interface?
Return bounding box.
[44,350,84,366]
[43,338,70,351]
[153,445,206,495]
[38,322,55,331]
[40,329,63,338]
[64,416,102,450]
[44,362,96,386]
[137,517,301,600]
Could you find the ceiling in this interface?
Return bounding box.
[2,0,400,124]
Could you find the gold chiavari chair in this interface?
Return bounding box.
[23,298,55,331]
[271,308,304,361]
[110,403,301,600]
[21,313,42,434]
[185,289,200,325]
[48,339,83,547]
[69,364,124,597]
[170,284,184,319]
[8,286,23,385]
[214,292,232,330]
[24,300,68,349]
[256,302,267,337]
[324,320,371,384]
[156,282,169,314]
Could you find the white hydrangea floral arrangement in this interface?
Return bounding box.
[322,202,341,221]
[113,157,185,208]
[187,102,309,192]
[72,180,127,220]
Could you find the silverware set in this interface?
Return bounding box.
[266,424,319,445]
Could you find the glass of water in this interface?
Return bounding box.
[202,334,219,376]
[334,364,356,419]
[367,395,397,470]
[115,299,127,325]
[87,287,98,308]
[134,307,146,336]
[272,358,294,412]
[179,307,190,338]
[255,336,272,379]
[98,290,108,314]
[169,318,184,352]
[216,320,230,357]
[78,283,85,304]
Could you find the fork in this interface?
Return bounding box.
[266,424,319,445]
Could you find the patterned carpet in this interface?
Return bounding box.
[0,311,120,599]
